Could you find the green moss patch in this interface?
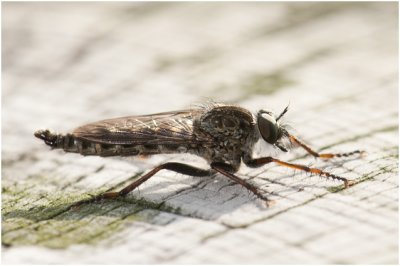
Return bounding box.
[2,182,181,249]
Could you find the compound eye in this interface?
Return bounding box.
[258,113,278,144]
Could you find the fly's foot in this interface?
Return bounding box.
[344,179,356,188]
[70,191,121,210]
[264,199,276,208]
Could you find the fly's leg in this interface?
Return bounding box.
[71,162,212,208]
[288,134,366,159]
[211,162,275,207]
[244,156,355,188]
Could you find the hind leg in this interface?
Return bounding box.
[71,162,213,207]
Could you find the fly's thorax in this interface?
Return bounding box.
[191,104,259,167]
[241,120,261,156]
[197,105,254,137]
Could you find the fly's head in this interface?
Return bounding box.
[257,105,290,152]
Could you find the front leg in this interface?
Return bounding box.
[288,134,366,159]
[243,156,354,188]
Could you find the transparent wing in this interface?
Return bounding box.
[72,109,212,145]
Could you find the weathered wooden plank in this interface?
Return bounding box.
[2,2,398,264]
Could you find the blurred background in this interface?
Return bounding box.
[2,2,398,264]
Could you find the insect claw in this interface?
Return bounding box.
[345,179,356,188]
[265,199,276,207]
[101,191,120,200]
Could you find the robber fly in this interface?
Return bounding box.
[35,102,364,206]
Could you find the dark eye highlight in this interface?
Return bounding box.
[258,113,278,144]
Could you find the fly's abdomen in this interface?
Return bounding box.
[35,129,128,156]
[34,129,192,157]
[34,129,70,150]
[34,129,94,155]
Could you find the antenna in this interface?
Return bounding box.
[276,104,289,121]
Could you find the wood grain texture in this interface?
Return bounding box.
[2,2,398,264]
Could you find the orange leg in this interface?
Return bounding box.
[244,156,355,188]
[288,134,366,159]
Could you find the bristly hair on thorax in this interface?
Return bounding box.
[190,99,229,112]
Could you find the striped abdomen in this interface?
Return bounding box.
[34,129,191,157]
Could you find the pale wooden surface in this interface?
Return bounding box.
[2,2,398,264]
